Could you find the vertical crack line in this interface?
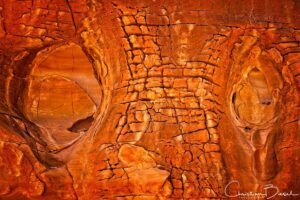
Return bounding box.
[65,0,77,32]
[71,48,75,119]
[66,165,79,200]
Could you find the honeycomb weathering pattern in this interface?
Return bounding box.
[0,0,299,199]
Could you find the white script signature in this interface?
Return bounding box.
[225,180,299,199]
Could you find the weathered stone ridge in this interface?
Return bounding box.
[0,0,299,199]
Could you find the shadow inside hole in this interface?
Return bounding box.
[68,115,94,133]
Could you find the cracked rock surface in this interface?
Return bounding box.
[0,0,299,199]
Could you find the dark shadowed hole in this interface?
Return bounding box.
[68,115,94,133]
[232,92,240,118]
[232,92,236,104]
[244,126,251,132]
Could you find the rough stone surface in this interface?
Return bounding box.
[0,0,300,199]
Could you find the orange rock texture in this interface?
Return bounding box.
[0,0,299,199]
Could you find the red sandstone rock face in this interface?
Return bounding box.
[0,0,299,199]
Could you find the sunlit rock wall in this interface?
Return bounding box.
[0,0,299,199]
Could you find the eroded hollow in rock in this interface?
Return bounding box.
[23,43,101,151]
[248,68,272,105]
[231,67,276,125]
